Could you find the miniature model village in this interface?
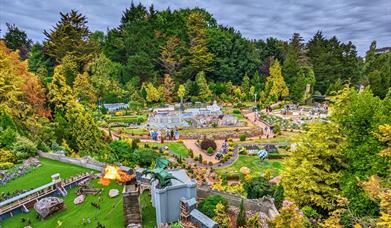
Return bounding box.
[0,99,333,228]
[1,3,390,228]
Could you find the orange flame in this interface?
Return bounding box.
[99,165,135,186]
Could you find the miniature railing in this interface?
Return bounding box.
[0,172,93,216]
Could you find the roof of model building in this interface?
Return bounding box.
[190,209,218,227]
[181,197,197,207]
[168,169,193,186]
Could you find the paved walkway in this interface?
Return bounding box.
[244,112,274,137]
[182,140,224,164]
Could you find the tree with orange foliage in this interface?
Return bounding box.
[0,41,47,119]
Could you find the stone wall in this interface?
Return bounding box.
[38,151,105,172]
[197,186,278,219]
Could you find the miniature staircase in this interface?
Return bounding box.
[123,191,142,226]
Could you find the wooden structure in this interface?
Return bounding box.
[0,172,93,221]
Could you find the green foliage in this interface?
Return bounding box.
[332,88,391,216]
[263,60,289,104]
[12,137,37,160]
[236,199,246,227]
[109,140,133,161]
[200,138,217,150]
[207,147,214,155]
[239,134,247,141]
[0,162,15,170]
[187,11,214,73]
[0,149,16,163]
[44,10,97,65]
[282,123,345,213]
[198,195,228,218]
[0,128,18,148]
[196,72,212,101]
[3,23,32,59]
[232,109,241,114]
[244,176,273,199]
[307,31,361,94]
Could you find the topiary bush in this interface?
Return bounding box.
[200,138,217,151]
[12,137,37,160]
[239,134,246,141]
[207,147,214,155]
[232,109,241,114]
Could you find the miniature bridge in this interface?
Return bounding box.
[0,172,94,221]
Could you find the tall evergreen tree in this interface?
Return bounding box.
[196,71,212,101]
[44,10,97,65]
[187,11,214,74]
[3,23,32,60]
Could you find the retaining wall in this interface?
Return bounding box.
[38,151,105,171]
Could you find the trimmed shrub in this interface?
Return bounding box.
[207,147,214,155]
[0,162,14,170]
[232,109,241,114]
[0,149,15,163]
[239,134,246,141]
[200,138,217,151]
[12,137,37,160]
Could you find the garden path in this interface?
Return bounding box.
[244,112,274,138]
[182,140,224,163]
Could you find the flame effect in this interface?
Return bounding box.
[99,165,135,186]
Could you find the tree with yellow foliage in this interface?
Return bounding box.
[48,65,75,112]
[269,200,307,228]
[213,202,231,228]
[282,122,346,213]
[263,60,289,104]
[144,82,160,103]
[73,72,97,108]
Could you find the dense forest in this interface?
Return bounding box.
[0,2,390,227]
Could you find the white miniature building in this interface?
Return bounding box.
[151,169,197,225]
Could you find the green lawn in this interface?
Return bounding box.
[215,155,282,177]
[0,158,93,195]
[2,180,123,228]
[142,142,189,158]
[166,143,189,158]
[140,191,156,228]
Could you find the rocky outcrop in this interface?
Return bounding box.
[34,197,64,219]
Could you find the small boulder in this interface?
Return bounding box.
[109,189,119,198]
[74,195,85,205]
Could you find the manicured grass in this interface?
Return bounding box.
[0,158,93,195]
[141,142,189,158]
[166,143,189,158]
[140,191,156,228]
[2,180,123,228]
[215,155,282,177]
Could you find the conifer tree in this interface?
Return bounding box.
[73,72,97,107]
[44,10,97,64]
[264,60,289,104]
[48,65,74,112]
[187,11,214,73]
[163,74,175,103]
[236,199,246,227]
[196,71,212,101]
